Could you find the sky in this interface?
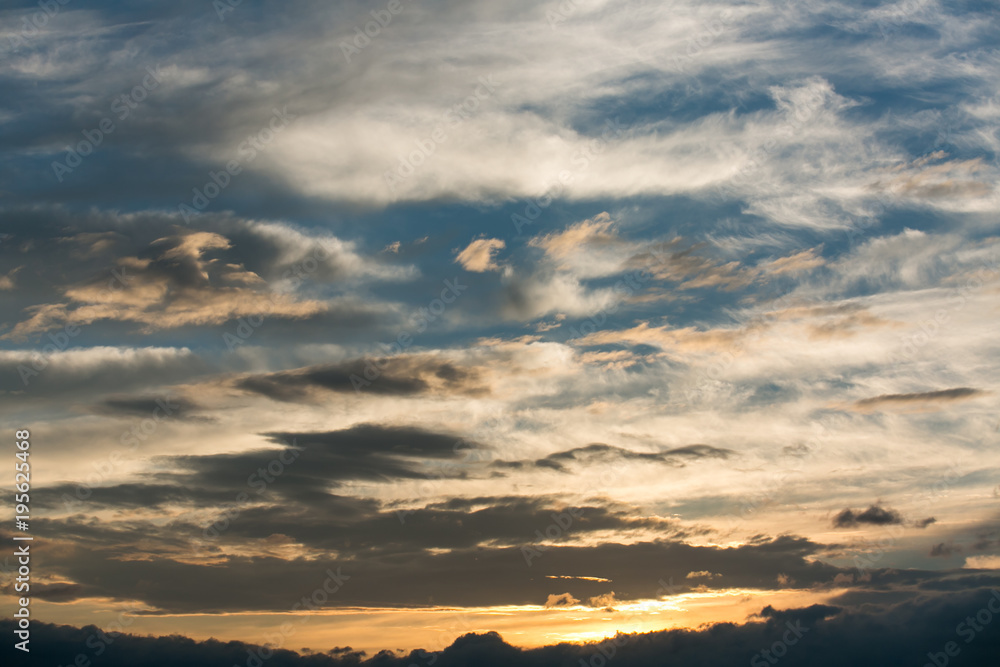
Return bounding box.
[1,0,999,664]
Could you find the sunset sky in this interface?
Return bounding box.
[1,0,999,665]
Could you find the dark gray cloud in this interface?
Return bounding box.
[215,497,686,555]
[31,489,686,559]
[495,442,733,473]
[833,504,904,528]
[235,356,488,400]
[930,542,961,557]
[154,424,484,500]
[854,387,985,408]
[90,395,210,421]
[32,483,243,511]
[0,581,83,603]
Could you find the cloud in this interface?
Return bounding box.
[3,228,331,340]
[0,266,20,289]
[90,394,210,421]
[235,355,489,400]
[570,321,745,352]
[874,155,995,201]
[964,555,1000,570]
[0,581,83,602]
[833,504,904,528]
[759,248,826,276]
[586,591,618,610]
[518,442,733,473]
[930,543,961,558]
[168,424,481,492]
[0,346,210,404]
[544,592,579,608]
[0,210,413,345]
[527,213,632,278]
[854,387,986,410]
[455,238,506,272]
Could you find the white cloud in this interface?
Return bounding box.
[456,238,506,272]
